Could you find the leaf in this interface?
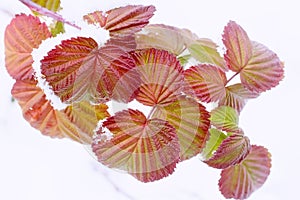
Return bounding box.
[135,24,187,55]
[132,48,184,106]
[152,95,210,160]
[184,64,227,103]
[92,109,180,182]
[202,128,227,160]
[240,41,284,92]
[188,38,227,70]
[219,145,272,199]
[223,21,252,72]
[11,78,63,138]
[4,14,51,80]
[11,78,109,143]
[223,21,284,93]
[84,5,155,37]
[210,106,241,133]
[219,83,260,112]
[50,21,65,37]
[32,0,61,12]
[41,37,138,103]
[204,134,251,169]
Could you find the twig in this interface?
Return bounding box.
[19,0,81,30]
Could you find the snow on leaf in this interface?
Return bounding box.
[223,21,252,72]
[202,128,227,160]
[11,78,63,138]
[11,78,109,143]
[240,41,284,92]
[219,145,272,199]
[184,64,227,103]
[132,48,184,106]
[210,106,241,133]
[4,14,51,80]
[135,24,187,55]
[188,39,227,70]
[219,83,260,112]
[92,109,180,182]
[104,5,155,36]
[153,96,210,160]
[204,134,251,169]
[84,5,155,37]
[41,37,137,103]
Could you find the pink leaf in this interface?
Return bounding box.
[132,48,184,106]
[92,109,180,182]
[219,145,272,199]
[219,83,260,112]
[184,64,227,103]
[204,134,250,169]
[240,41,284,92]
[223,21,252,72]
[4,14,51,80]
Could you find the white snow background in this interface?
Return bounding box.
[0,0,299,199]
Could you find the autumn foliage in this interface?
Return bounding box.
[4,1,283,199]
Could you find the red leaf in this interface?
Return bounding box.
[223,21,284,93]
[12,78,109,143]
[204,134,250,169]
[223,21,252,72]
[83,11,107,27]
[153,95,210,160]
[93,109,180,182]
[240,41,284,92]
[219,83,260,112]
[41,37,138,103]
[4,14,51,80]
[184,64,227,103]
[132,48,184,106]
[219,145,272,199]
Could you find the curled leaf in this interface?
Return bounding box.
[4,14,51,80]
[202,128,227,160]
[153,96,210,160]
[132,48,184,106]
[184,64,227,103]
[204,134,251,169]
[93,109,180,182]
[219,145,272,199]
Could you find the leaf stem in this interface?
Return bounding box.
[147,106,157,120]
[226,71,240,86]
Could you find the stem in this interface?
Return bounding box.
[225,71,240,86]
[147,105,157,119]
[19,0,81,30]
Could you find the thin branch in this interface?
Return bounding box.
[19,0,81,30]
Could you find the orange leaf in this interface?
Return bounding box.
[4,14,51,80]
[93,109,180,182]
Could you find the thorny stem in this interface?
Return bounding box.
[19,0,81,30]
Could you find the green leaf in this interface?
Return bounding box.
[188,39,227,70]
[92,109,180,182]
[32,0,61,13]
[204,134,251,169]
[219,145,272,199]
[50,21,65,37]
[153,95,210,160]
[202,128,227,160]
[210,106,241,133]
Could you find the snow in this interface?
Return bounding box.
[1,0,299,199]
